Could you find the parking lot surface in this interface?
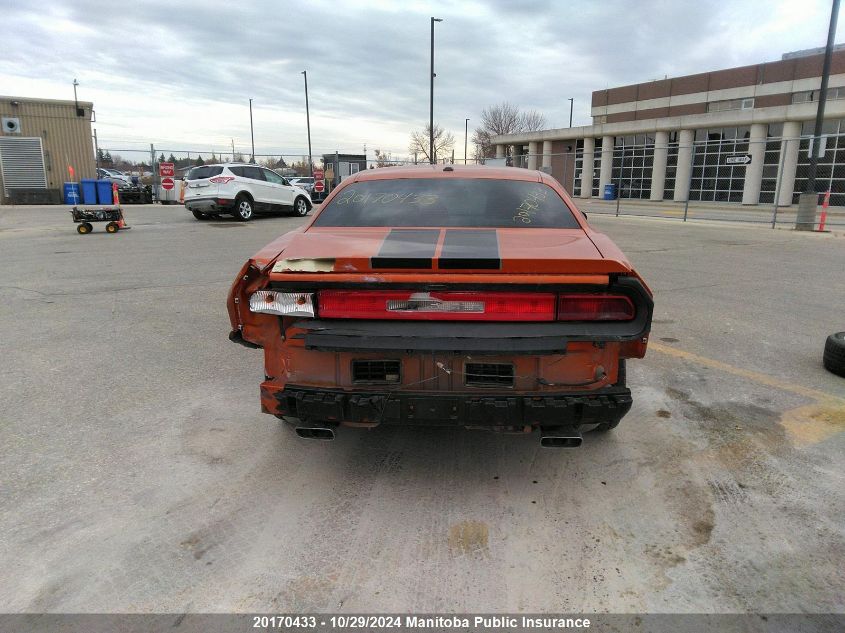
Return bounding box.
[1,204,843,613]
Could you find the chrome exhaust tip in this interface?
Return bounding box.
[295,426,335,441]
[540,426,582,448]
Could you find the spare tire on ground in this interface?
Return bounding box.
[823,332,845,377]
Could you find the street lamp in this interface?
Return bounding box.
[430,16,443,164]
[464,118,470,164]
[302,71,313,178]
[568,98,574,127]
[248,98,255,163]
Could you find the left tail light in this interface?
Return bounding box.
[249,291,315,317]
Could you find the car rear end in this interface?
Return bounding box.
[184,165,237,214]
[227,167,652,446]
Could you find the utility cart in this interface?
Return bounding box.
[70,206,130,234]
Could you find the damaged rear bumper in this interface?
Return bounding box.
[262,384,632,428]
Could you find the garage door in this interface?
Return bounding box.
[0,137,47,196]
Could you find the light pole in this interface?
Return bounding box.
[302,71,313,177]
[248,98,255,163]
[797,0,840,230]
[430,16,443,164]
[464,118,470,164]
[568,98,574,127]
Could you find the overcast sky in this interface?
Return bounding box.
[2,0,844,161]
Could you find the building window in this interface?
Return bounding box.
[593,115,607,124]
[689,127,750,203]
[791,87,845,104]
[707,98,755,113]
[612,135,654,200]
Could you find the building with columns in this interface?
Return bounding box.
[492,46,845,206]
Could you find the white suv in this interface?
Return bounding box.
[184,163,312,221]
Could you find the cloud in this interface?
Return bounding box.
[1,0,844,159]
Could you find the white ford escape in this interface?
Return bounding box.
[184,163,312,221]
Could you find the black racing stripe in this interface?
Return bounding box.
[371,229,439,269]
[438,230,501,270]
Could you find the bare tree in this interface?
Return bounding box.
[472,102,548,158]
[409,123,455,164]
[373,148,402,168]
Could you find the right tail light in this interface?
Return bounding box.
[557,294,635,321]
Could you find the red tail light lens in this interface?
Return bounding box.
[209,176,235,184]
[318,290,556,321]
[557,294,635,321]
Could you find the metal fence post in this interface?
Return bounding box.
[683,142,695,221]
[771,136,788,229]
[150,143,157,203]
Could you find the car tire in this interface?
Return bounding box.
[235,196,254,221]
[823,332,845,377]
[191,209,212,221]
[293,196,310,217]
[593,359,626,433]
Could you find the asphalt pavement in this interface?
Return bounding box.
[0,204,843,613]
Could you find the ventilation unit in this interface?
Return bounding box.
[2,117,21,134]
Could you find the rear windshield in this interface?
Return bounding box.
[186,166,224,180]
[312,178,580,228]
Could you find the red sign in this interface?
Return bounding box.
[161,177,175,191]
[313,180,324,193]
[159,162,175,177]
[312,169,324,181]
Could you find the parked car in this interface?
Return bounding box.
[289,176,315,193]
[97,168,133,189]
[227,165,654,446]
[184,163,312,221]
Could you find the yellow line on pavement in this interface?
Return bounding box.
[649,342,843,403]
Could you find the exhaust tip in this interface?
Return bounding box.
[295,426,335,440]
[540,427,582,448]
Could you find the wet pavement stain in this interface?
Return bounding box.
[448,520,489,556]
[780,402,845,446]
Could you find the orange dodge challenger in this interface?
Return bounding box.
[227,165,652,447]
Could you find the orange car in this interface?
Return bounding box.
[227,165,653,447]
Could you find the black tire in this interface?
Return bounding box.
[593,359,627,433]
[293,196,310,217]
[77,223,91,234]
[234,195,254,221]
[191,209,212,221]
[105,222,119,233]
[823,332,845,377]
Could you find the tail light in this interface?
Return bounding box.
[249,291,315,317]
[557,294,635,321]
[209,176,235,184]
[318,290,557,321]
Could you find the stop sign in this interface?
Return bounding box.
[314,180,324,193]
[161,177,175,191]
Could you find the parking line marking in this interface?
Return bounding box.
[649,342,844,404]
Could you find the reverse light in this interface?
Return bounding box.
[557,294,635,321]
[209,176,235,184]
[249,291,315,317]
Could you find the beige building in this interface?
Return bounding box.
[493,46,845,206]
[0,95,95,204]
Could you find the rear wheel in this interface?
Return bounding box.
[235,196,254,221]
[105,222,119,233]
[293,196,309,217]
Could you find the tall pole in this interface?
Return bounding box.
[464,118,469,164]
[430,17,443,165]
[249,98,255,163]
[805,0,840,194]
[568,98,574,127]
[302,71,313,177]
[93,129,100,170]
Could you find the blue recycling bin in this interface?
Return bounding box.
[96,180,115,205]
[603,183,617,200]
[63,182,81,205]
[80,179,98,205]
